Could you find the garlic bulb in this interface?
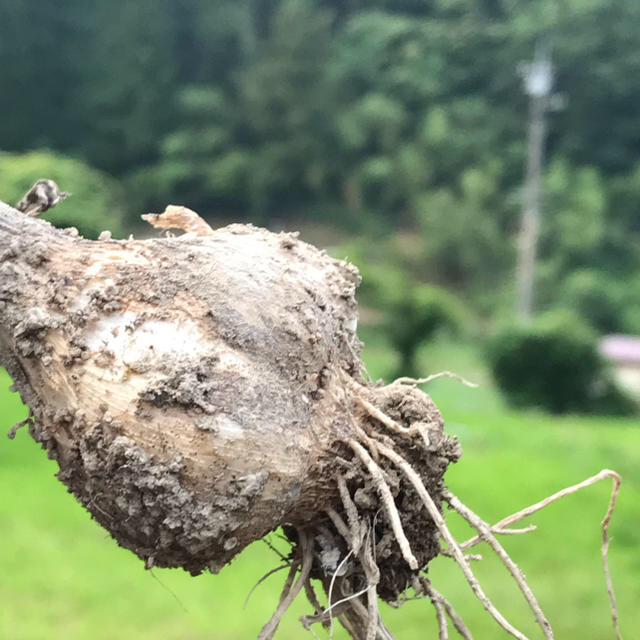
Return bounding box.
[0,202,460,639]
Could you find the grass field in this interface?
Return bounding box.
[1,334,638,639]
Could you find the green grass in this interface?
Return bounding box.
[1,335,639,639]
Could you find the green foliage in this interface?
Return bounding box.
[387,283,467,378]
[539,159,606,267]
[488,311,634,414]
[560,269,625,334]
[414,165,510,295]
[5,0,640,327]
[338,237,468,378]
[129,86,250,214]
[0,151,125,239]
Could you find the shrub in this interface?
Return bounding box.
[0,150,125,238]
[488,311,634,414]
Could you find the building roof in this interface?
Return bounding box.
[599,334,640,365]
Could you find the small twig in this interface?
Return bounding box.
[348,440,418,570]
[142,204,215,237]
[444,490,553,639]
[392,371,479,388]
[15,179,69,217]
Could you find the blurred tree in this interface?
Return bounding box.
[386,283,467,378]
[414,166,510,297]
[239,0,336,220]
[0,0,85,153]
[128,86,248,215]
[171,0,256,86]
[75,0,178,174]
[560,269,624,335]
[534,159,633,324]
[540,159,606,268]
[139,0,335,223]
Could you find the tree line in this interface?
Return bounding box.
[2,0,640,333]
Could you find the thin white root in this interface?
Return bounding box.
[244,562,293,609]
[392,371,479,388]
[424,583,473,640]
[430,591,449,640]
[361,531,381,640]
[601,473,623,640]
[303,578,325,622]
[337,474,366,554]
[326,586,371,628]
[325,508,354,548]
[327,549,355,638]
[354,394,416,436]
[319,500,390,640]
[257,531,313,640]
[457,469,623,640]
[348,440,419,570]
[341,371,430,444]
[444,490,553,639]
[494,525,537,535]
[440,548,483,562]
[374,442,529,640]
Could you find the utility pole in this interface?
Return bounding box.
[516,42,556,319]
